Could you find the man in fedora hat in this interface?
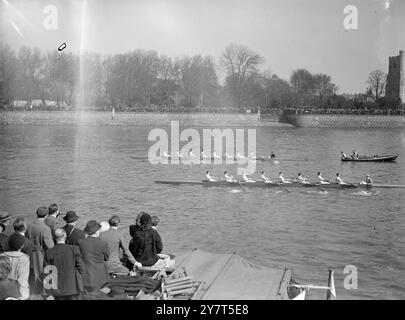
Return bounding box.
[0,211,13,237]
[0,213,10,253]
[62,211,85,246]
[78,220,110,292]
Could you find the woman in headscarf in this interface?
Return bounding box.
[129,213,163,267]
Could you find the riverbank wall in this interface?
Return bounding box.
[0,111,281,127]
[280,114,405,128]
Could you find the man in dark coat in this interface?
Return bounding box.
[62,211,85,246]
[25,206,54,293]
[130,213,163,266]
[44,229,85,300]
[78,220,110,292]
[13,218,34,258]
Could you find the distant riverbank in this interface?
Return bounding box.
[0,111,282,127]
[280,113,405,128]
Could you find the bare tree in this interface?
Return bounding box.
[366,70,386,102]
[0,44,18,107]
[220,43,264,108]
[313,74,338,107]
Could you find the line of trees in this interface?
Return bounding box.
[0,43,399,111]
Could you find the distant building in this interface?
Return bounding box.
[341,93,371,103]
[386,50,405,104]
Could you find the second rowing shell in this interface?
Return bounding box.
[131,156,310,162]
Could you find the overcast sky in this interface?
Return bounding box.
[1,0,404,93]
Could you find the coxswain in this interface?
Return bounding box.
[317,172,329,184]
[224,171,236,182]
[261,171,272,183]
[297,172,310,184]
[242,172,255,182]
[206,171,217,182]
[270,152,275,159]
[335,173,347,185]
[279,171,292,183]
[360,174,373,186]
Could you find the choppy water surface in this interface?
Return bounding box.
[0,115,404,299]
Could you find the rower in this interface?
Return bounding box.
[270,152,275,159]
[206,170,217,182]
[188,149,195,158]
[213,150,220,159]
[249,152,256,159]
[261,171,272,183]
[236,152,245,159]
[341,151,347,159]
[351,150,359,160]
[224,152,233,159]
[224,171,236,182]
[201,149,208,159]
[360,174,373,186]
[279,171,292,183]
[317,172,330,184]
[297,172,310,184]
[335,173,347,185]
[163,151,170,158]
[242,172,255,182]
[176,150,183,158]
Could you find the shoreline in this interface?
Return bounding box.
[0,111,282,127]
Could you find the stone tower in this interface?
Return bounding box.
[386,50,405,104]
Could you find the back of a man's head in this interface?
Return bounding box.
[13,218,27,233]
[36,206,49,218]
[48,203,59,216]
[54,228,67,243]
[108,215,120,227]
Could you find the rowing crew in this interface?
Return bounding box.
[206,171,373,186]
[341,150,360,160]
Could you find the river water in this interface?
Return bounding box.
[0,113,404,300]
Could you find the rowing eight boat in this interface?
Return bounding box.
[154,180,405,189]
[154,180,358,189]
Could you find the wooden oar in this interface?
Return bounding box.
[276,182,291,193]
[312,183,326,192]
[238,181,247,192]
